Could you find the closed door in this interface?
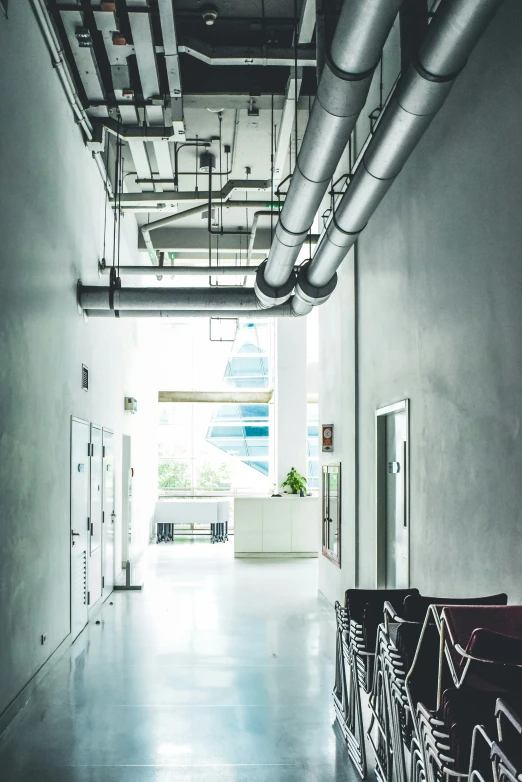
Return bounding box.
[89,424,103,607]
[121,435,132,565]
[71,418,90,640]
[385,410,408,588]
[102,428,115,594]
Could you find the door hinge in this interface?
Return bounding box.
[102,511,105,524]
[103,445,106,458]
[102,576,105,588]
[87,516,90,531]
[90,522,93,536]
[87,591,90,605]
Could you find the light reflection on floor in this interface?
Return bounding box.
[0,539,354,781]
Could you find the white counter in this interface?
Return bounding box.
[234,496,320,558]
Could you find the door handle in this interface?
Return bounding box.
[71,531,80,536]
[71,531,80,546]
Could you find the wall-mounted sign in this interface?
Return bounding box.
[322,424,334,452]
[124,397,137,414]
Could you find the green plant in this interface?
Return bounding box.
[281,467,307,494]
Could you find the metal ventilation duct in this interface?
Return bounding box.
[254,0,403,308]
[85,305,296,319]
[79,285,295,313]
[292,0,504,315]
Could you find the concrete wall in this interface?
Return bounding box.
[0,4,158,720]
[318,256,357,603]
[317,1,522,606]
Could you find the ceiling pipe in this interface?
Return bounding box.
[79,285,279,311]
[291,0,505,316]
[29,0,93,141]
[85,304,298,319]
[100,265,259,277]
[254,0,403,308]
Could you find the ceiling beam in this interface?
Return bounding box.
[178,39,316,67]
[158,391,273,403]
[298,0,316,45]
[59,9,106,102]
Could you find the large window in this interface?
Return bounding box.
[307,403,319,492]
[158,321,274,496]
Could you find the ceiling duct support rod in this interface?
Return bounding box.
[254,0,403,309]
[291,0,505,315]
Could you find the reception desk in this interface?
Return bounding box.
[234,496,319,558]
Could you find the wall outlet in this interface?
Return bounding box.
[41,632,47,645]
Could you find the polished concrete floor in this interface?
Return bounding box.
[0,541,353,780]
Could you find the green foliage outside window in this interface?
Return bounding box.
[196,461,232,490]
[158,461,191,490]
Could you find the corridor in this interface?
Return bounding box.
[0,543,349,781]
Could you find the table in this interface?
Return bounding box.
[154,500,229,543]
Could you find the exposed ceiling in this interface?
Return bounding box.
[49,0,322,271]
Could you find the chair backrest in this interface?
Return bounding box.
[403,593,508,624]
[344,588,419,624]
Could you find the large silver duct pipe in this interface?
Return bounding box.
[254,0,403,308]
[85,304,297,319]
[80,285,284,311]
[292,0,504,315]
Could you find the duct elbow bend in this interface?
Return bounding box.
[293,261,337,313]
[254,260,296,309]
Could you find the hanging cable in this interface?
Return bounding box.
[379,55,384,111]
[112,117,121,269]
[294,0,298,171]
[116,129,123,278]
[219,112,223,233]
[195,135,199,193]
[245,166,250,256]
[101,136,110,262]
[270,93,274,245]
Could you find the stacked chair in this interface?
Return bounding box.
[333,588,419,779]
[490,699,522,782]
[408,605,522,782]
[333,589,522,782]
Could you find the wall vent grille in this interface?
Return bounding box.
[82,364,89,391]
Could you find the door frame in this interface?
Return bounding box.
[70,415,90,638]
[375,399,410,588]
[102,427,115,595]
[89,423,103,608]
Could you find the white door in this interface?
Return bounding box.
[385,410,409,588]
[102,429,115,594]
[71,418,90,640]
[121,435,132,566]
[89,424,103,607]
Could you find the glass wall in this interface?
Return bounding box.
[307,402,319,492]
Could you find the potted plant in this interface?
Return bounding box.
[281,467,307,496]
